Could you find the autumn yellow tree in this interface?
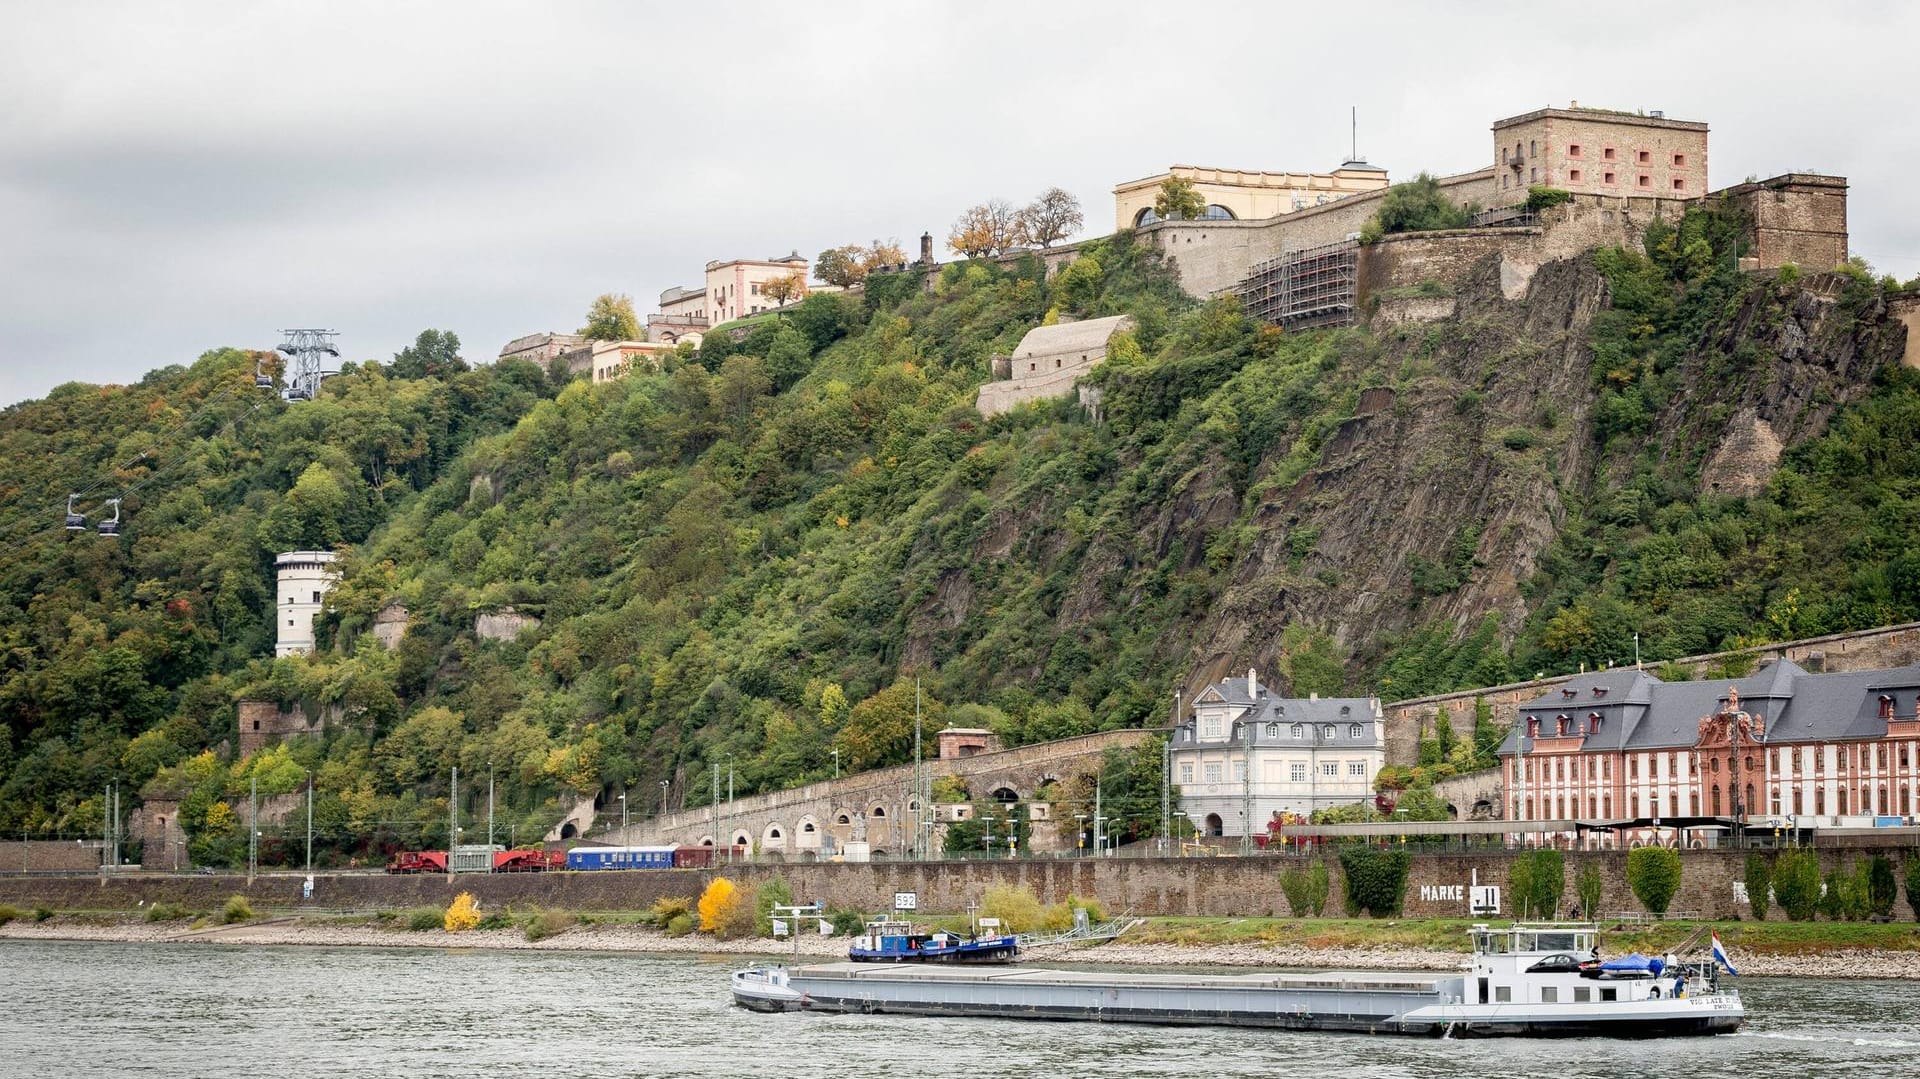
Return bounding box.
[814,244,867,288]
[761,271,806,307]
[580,293,641,341]
[698,877,740,932]
[444,891,481,931]
[859,239,907,274]
[834,680,946,771]
[948,200,1025,259]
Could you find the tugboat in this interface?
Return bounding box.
[846,918,1021,964]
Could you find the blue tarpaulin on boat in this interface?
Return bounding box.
[1599,953,1664,975]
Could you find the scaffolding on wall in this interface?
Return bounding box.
[1237,240,1358,330]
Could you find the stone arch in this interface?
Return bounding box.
[795,814,822,852]
[1204,813,1223,836]
[560,821,578,839]
[1470,799,1494,821]
[732,830,751,849]
[762,821,788,853]
[870,805,888,819]
[1133,207,1161,227]
[835,811,852,825]
[698,835,715,846]
[988,786,1020,804]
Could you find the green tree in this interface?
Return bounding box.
[390,329,466,379]
[1773,849,1822,921]
[1153,176,1206,221]
[580,293,640,341]
[1020,186,1083,248]
[1744,853,1771,921]
[1361,172,1472,242]
[835,681,944,771]
[1625,846,1682,915]
[1575,859,1604,919]
[763,325,813,392]
[1338,845,1412,917]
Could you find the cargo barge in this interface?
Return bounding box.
[731,923,1744,1038]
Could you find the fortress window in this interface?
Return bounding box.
[1529,139,1537,157]
[1603,147,1616,160]
[1569,169,1582,183]
[1638,175,1652,188]
[1637,149,1651,164]
[1672,152,1686,167]
[1672,178,1685,192]
[1603,172,1615,185]
[1530,167,1538,182]
[1568,143,1581,158]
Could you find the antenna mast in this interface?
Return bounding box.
[1351,105,1358,161]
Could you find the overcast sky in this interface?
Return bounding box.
[2,1,1915,408]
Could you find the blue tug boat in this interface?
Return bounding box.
[847,919,1021,964]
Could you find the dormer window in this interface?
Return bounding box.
[1591,687,1608,698]
[1880,694,1895,720]
[1265,722,1279,738]
[1555,713,1572,736]
[1322,725,1336,740]
[1201,715,1222,738]
[1290,723,1304,738]
[1340,705,1351,716]
[1526,717,1541,738]
[1349,723,1362,739]
[1560,688,1577,699]
[1587,712,1602,735]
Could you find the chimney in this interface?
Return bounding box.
[920,232,933,264]
[1248,668,1257,697]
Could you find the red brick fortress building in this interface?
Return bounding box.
[1500,659,1920,827]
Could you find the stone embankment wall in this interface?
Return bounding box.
[0,841,104,872]
[4,844,1911,922]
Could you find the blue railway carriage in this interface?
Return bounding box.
[566,845,678,870]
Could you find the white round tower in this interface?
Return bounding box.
[274,550,339,657]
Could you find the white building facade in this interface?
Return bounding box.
[274,550,339,657]
[1169,670,1385,836]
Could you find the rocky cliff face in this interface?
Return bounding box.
[1119,252,1903,695]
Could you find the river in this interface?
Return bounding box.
[4,939,1916,1078]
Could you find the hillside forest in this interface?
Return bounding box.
[3,211,1919,865]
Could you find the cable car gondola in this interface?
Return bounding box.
[97,498,121,538]
[64,493,87,531]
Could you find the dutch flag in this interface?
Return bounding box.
[1711,933,1739,976]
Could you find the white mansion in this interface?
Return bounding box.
[1169,670,1385,836]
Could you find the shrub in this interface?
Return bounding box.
[649,896,693,928]
[444,892,481,932]
[1523,185,1573,214]
[827,908,867,936]
[1819,868,1847,921]
[1743,853,1771,921]
[1907,856,1920,921]
[0,904,18,926]
[697,878,739,933]
[476,911,514,931]
[1625,847,1682,915]
[523,909,575,942]
[145,902,190,923]
[1773,850,1822,921]
[755,876,794,937]
[714,884,760,940]
[664,913,695,937]
[1338,846,1412,917]
[1867,855,1898,918]
[979,883,1048,933]
[1279,865,1314,916]
[220,895,255,924]
[32,906,54,922]
[1575,860,1604,920]
[1497,427,1539,452]
[406,907,444,931]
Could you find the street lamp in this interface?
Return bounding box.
[982,815,997,860]
[831,749,841,780]
[1074,813,1087,858]
[1173,811,1189,855]
[659,779,670,817]
[618,791,628,839]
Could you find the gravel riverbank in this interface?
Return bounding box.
[6,917,1920,977]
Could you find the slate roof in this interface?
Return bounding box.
[1499,660,1920,756]
[1010,315,1134,363]
[1177,676,1382,749]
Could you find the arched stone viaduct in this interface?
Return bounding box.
[608,730,1152,860]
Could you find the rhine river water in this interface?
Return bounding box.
[4,939,1917,1078]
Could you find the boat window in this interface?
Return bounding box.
[1494,986,1512,1003]
[1541,987,1558,1003]
[1536,932,1581,952]
[1600,987,1618,1002]
[1574,987,1591,1003]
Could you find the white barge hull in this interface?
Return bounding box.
[731,963,1743,1038]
